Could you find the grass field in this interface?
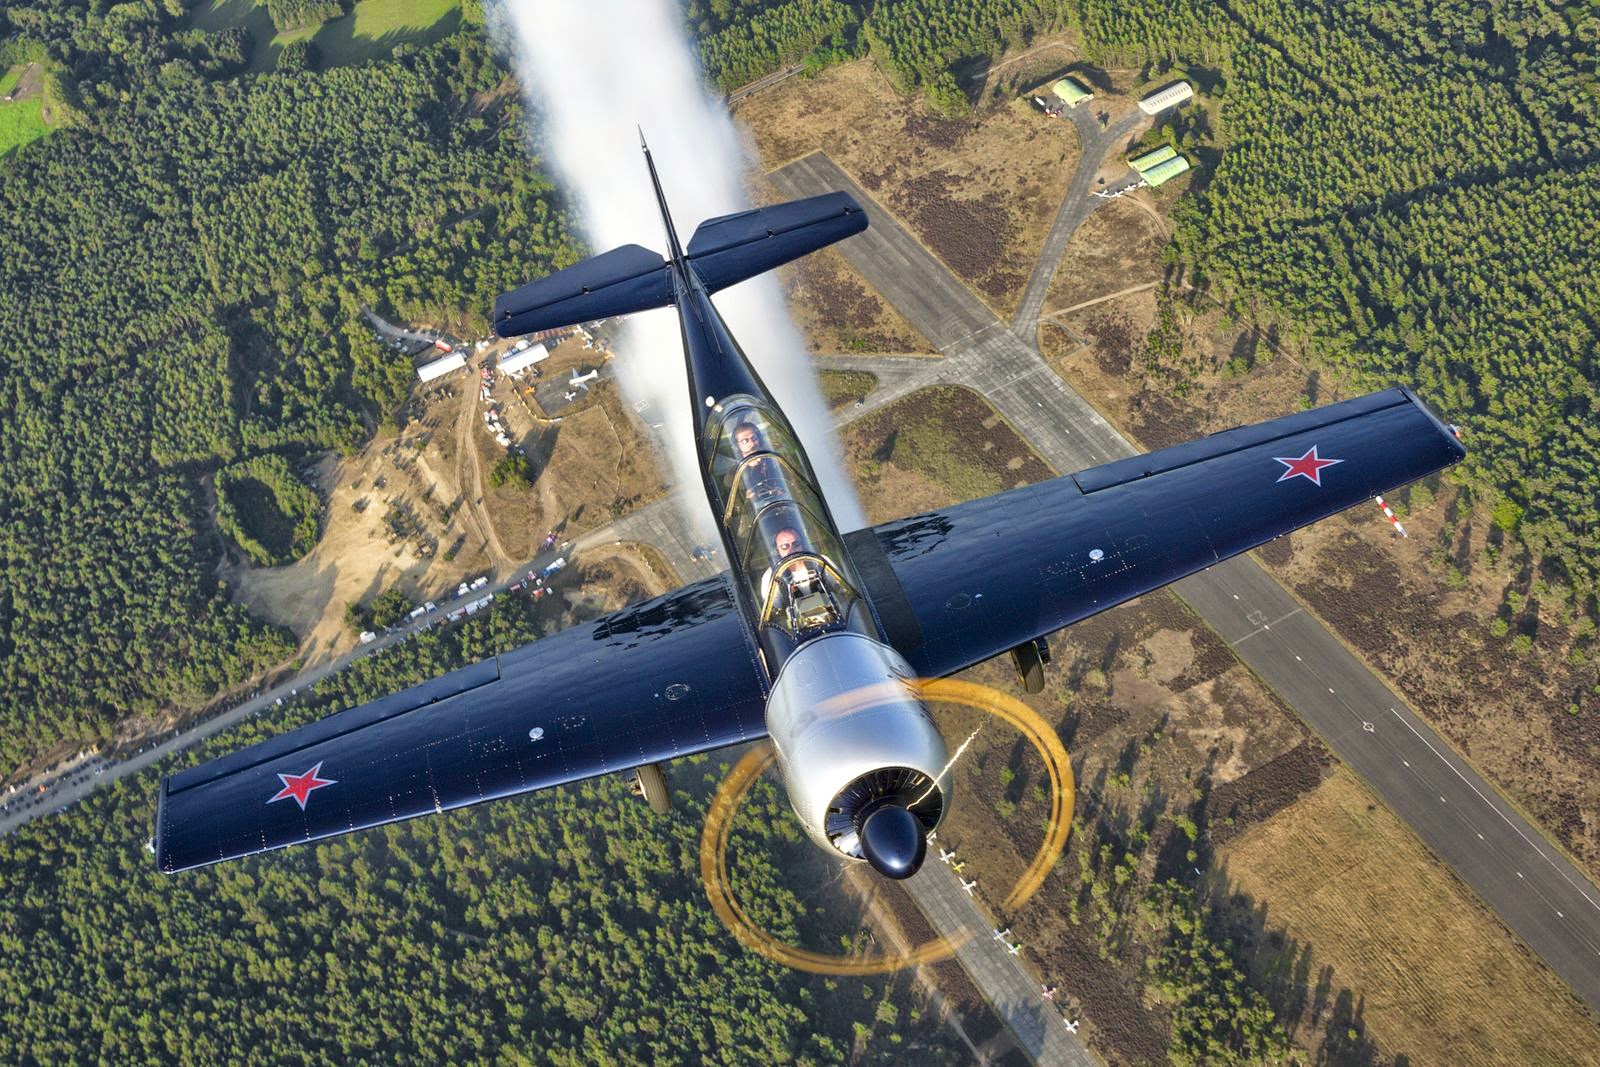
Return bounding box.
[189,0,461,72]
[1219,766,1600,1065]
[0,65,52,158]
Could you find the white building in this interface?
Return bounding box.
[416,352,467,383]
[499,343,550,376]
[1139,81,1193,115]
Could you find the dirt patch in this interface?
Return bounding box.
[1217,767,1600,1065]
[227,336,667,668]
[3,61,44,103]
[560,543,669,616]
[738,59,1080,319]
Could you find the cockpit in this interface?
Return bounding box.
[704,397,874,666]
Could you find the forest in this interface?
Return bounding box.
[0,23,578,769]
[1067,0,1600,600]
[0,598,951,1063]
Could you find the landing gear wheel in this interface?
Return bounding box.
[629,763,672,815]
[1010,638,1050,695]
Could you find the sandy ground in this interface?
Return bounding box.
[225,331,669,668]
[1219,766,1600,1065]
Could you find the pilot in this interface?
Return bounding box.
[733,421,764,458]
[732,420,784,504]
[760,526,822,604]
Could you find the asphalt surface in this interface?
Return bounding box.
[906,864,1094,1065]
[772,150,1600,1017]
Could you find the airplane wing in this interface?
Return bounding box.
[156,576,767,873]
[843,387,1465,680]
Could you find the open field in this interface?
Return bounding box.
[1218,766,1600,1065]
[818,369,877,410]
[774,244,931,356]
[1038,194,1167,319]
[0,63,52,157]
[842,385,1055,516]
[189,0,461,72]
[737,59,1080,320]
[225,332,666,668]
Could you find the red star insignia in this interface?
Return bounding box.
[1274,445,1342,486]
[268,761,337,810]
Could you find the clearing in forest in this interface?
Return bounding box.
[189,0,461,72]
[0,63,53,157]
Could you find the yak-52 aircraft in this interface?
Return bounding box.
[156,137,1465,880]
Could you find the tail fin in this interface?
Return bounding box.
[493,243,670,337]
[640,130,687,268]
[492,137,868,337]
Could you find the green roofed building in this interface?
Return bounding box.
[1128,144,1178,172]
[1142,155,1192,187]
[1051,78,1092,108]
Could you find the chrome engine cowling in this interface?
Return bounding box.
[765,632,950,871]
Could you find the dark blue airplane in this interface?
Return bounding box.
[155,138,1465,880]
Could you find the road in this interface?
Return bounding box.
[771,149,1600,1015]
[725,64,803,105]
[1011,105,1150,342]
[360,305,455,350]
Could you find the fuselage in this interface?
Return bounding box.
[646,153,949,876]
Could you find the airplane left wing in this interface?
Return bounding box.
[156,576,767,873]
[844,387,1465,681]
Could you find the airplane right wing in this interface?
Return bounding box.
[156,576,767,873]
[844,387,1465,680]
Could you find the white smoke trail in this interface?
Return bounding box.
[490,0,866,533]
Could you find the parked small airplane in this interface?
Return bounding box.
[939,847,957,864]
[1041,985,1056,1001]
[153,134,1467,883]
[1065,1020,1080,1035]
[993,927,1012,941]
[569,368,599,389]
[1006,940,1023,956]
[961,878,979,895]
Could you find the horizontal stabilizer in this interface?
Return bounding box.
[493,243,671,337]
[686,191,866,294]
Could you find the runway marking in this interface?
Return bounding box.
[1230,608,1301,646]
[1386,706,1600,915]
